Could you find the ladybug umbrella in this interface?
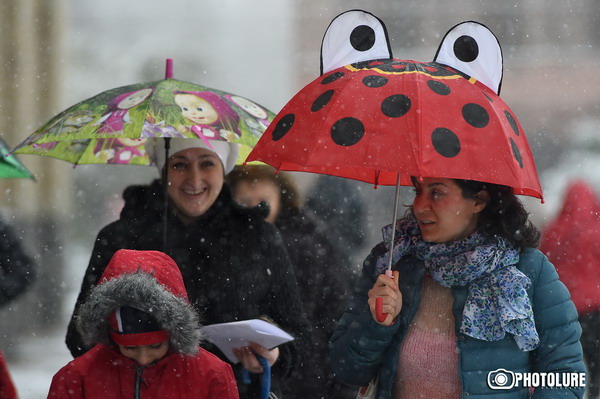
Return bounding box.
[0,138,33,179]
[12,59,275,249]
[246,10,543,321]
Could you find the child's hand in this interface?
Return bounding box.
[233,341,279,373]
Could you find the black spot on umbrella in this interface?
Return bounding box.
[432,127,461,158]
[350,25,376,52]
[311,90,334,112]
[484,93,493,102]
[331,117,365,146]
[363,75,388,88]
[321,72,345,85]
[453,35,479,62]
[381,95,411,118]
[272,114,295,141]
[505,110,520,136]
[462,103,489,128]
[510,138,523,168]
[427,80,451,95]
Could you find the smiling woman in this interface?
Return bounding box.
[164,147,226,223]
[64,138,316,399]
[330,177,586,399]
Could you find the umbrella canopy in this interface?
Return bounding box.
[12,59,275,167]
[246,10,543,201]
[0,138,33,179]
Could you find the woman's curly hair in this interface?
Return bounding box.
[455,179,540,252]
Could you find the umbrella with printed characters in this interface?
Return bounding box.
[0,138,33,179]
[246,10,543,321]
[11,59,275,166]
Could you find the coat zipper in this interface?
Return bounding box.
[135,366,145,399]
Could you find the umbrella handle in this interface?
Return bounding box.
[241,355,271,399]
[375,269,394,322]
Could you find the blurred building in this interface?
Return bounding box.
[0,0,70,357]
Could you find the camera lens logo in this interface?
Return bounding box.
[487,369,516,390]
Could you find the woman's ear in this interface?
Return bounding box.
[473,190,490,213]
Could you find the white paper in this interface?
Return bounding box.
[203,319,295,363]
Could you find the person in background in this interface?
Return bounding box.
[304,174,367,280]
[49,249,238,398]
[0,217,37,399]
[65,138,315,399]
[540,180,600,399]
[331,177,586,398]
[227,164,354,399]
[0,217,36,309]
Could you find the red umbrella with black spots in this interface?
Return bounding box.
[246,10,543,320]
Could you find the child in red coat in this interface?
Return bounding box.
[48,249,239,399]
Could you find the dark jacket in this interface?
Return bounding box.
[330,245,586,398]
[275,206,354,398]
[0,217,36,307]
[66,180,314,399]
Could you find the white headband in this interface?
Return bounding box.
[149,138,239,174]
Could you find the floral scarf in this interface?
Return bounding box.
[375,215,539,351]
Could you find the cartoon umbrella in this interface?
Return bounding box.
[11,59,275,167]
[12,59,275,249]
[0,138,33,179]
[246,10,543,321]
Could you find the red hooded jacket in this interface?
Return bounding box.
[540,180,600,313]
[0,351,17,399]
[47,249,239,399]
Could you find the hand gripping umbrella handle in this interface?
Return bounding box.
[375,269,394,322]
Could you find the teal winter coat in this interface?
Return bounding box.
[330,245,586,398]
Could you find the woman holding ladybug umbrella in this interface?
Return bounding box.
[331,176,586,398]
[246,10,586,399]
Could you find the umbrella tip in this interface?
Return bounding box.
[165,58,173,79]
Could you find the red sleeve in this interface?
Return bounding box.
[47,363,84,399]
[191,349,239,399]
[0,352,18,399]
[208,361,239,399]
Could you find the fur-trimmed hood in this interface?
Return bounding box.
[76,249,203,355]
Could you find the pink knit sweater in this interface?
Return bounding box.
[394,275,461,398]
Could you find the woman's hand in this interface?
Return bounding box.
[368,270,401,326]
[233,341,279,374]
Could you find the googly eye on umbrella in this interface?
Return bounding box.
[246,9,543,322]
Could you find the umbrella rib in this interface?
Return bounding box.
[413,70,425,180]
